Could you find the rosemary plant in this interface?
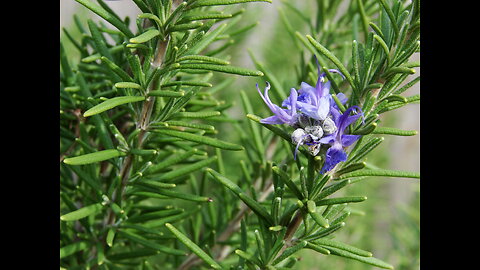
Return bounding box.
[60,0,420,269]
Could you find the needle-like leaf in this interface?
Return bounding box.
[165,223,223,269]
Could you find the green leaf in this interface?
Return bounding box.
[352,123,377,135]
[164,2,188,26]
[168,22,204,32]
[356,0,370,41]
[135,187,212,202]
[152,129,244,151]
[234,249,262,266]
[207,168,274,225]
[60,241,89,259]
[74,0,134,38]
[177,55,230,65]
[146,149,199,174]
[107,249,159,261]
[313,238,372,257]
[303,222,346,241]
[305,35,355,91]
[205,167,243,194]
[325,246,393,269]
[161,81,213,88]
[171,111,221,118]
[87,19,113,60]
[142,206,201,228]
[115,82,142,89]
[83,96,145,117]
[129,148,157,156]
[315,179,351,201]
[336,162,367,176]
[383,94,408,103]
[237,193,274,225]
[63,149,126,165]
[373,34,390,66]
[106,228,116,247]
[307,200,329,228]
[138,13,162,28]
[188,0,272,9]
[68,165,102,192]
[272,166,303,200]
[271,197,282,225]
[117,230,187,256]
[135,180,176,189]
[305,242,330,255]
[272,240,307,265]
[393,76,420,95]
[338,169,420,180]
[316,196,367,206]
[371,127,418,136]
[129,29,160,44]
[377,0,399,39]
[347,137,384,164]
[186,24,228,54]
[165,223,223,269]
[176,63,263,76]
[120,223,167,235]
[60,203,103,221]
[100,56,134,82]
[96,241,105,264]
[148,90,185,97]
[376,94,420,114]
[179,12,233,22]
[153,156,218,182]
[163,121,215,131]
[384,66,416,77]
[331,93,347,113]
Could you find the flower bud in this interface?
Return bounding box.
[304,125,324,140]
[291,128,306,145]
[322,117,337,135]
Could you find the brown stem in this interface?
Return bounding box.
[102,34,170,252]
[272,209,305,262]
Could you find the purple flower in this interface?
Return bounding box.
[293,64,345,121]
[255,58,364,175]
[319,106,363,173]
[257,82,299,126]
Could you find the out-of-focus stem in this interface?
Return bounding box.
[103,35,171,251]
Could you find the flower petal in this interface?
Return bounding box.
[321,144,347,173]
[319,134,335,144]
[297,102,318,119]
[341,134,361,147]
[317,80,331,98]
[260,115,286,125]
[256,82,277,113]
[337,106,363,134]
[288,88,298,116]
[316,96,331,120]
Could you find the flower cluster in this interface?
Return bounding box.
[256,64,363,173]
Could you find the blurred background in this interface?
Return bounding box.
[60,1,419,269]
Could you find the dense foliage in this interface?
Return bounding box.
[60,1,420,269]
